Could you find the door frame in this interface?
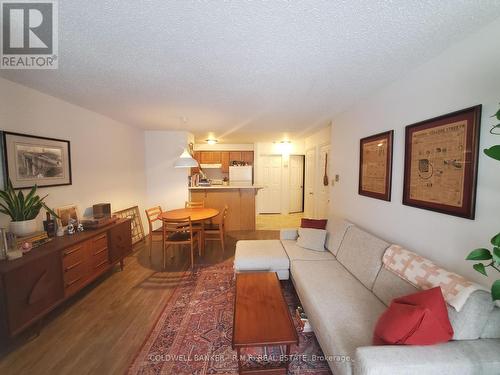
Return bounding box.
[289,154,305,213]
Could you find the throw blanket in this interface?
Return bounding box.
[382,245,485,312]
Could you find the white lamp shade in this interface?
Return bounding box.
[174,149,199,168]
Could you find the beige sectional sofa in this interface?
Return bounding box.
[234,217,500,375]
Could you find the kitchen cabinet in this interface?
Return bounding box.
[200,151,221,164]
[229,152,242,164]
[221,152,230,173]
[242,151,254,164]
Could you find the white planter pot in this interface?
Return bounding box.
[9,219,38,237]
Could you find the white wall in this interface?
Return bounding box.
[330,17,500,286]
[144,131,191,215]
[0,77,147,231]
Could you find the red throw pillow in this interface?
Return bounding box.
[301,218,327,230]
[373,287,453,345]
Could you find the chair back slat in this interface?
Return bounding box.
[162,216,193,234]
[145,206,162,232]
[185,201,205,208]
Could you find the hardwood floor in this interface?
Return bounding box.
[0,230,278,375]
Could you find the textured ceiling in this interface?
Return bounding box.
[2,1,500,143]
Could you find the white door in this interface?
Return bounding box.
[304,149,316,218]
[289,155,304,213]
[260,155,282,213]
[316,145,331,219]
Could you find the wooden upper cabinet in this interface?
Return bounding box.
[229,151,242,164]
[242,151,254,165]
[200,151,222,164]
[221,152,230,173]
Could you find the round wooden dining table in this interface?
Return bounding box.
[158,208,220,251]
[158,207,220,222]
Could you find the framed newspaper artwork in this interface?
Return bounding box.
[403,105,482,219]
[359,130,394,201]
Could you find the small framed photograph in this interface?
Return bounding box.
[403,105,482,219]
[3,131,72,189]
[359,130,394,201]
[55,205,80,228]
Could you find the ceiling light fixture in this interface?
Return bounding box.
[206,139,218,145]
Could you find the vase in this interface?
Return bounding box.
[9,219,38,237]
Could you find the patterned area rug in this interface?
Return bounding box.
[128,261,332,374]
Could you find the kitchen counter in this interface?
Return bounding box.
[189,186,260,231]
[189,185,263,190]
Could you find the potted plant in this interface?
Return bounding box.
[466,103,500,302]
[0,179,58,236]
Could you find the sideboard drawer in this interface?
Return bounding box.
[62,243,85,269]
[91,234,108,254]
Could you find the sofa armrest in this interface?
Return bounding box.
[280,228,298,241]
[354,339,500,375]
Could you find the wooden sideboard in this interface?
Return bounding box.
[0,219,132,341]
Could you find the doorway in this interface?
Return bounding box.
[259,155,283,214]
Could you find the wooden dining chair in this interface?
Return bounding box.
[185,200,205,208]
[204,205,228,252]
[161,216,201,270]
[145,206,163,259]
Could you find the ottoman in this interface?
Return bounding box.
[233,240,290,280]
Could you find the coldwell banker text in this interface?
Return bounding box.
[1,0,58,69]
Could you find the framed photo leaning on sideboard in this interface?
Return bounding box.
[403,105,482,219]
[3,131,72,189]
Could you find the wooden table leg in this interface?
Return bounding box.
[201,221,205,254]
[236,347,242,375]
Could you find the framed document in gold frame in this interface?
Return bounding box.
[403,105,481,219]
[359,130,393,201]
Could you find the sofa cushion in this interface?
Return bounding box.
[297,228,327,251]
[481,307,500,339]
[447,289,494,340]
[372,267,419,305]
[373,287,453,346]
[234,240,289,275]
[291,260,387,375]
[281,239,336,262]
[373,267,494,340]
[354,339,500,375]
[325,216,354,255]
[336,226,389,289]
[301,218,328,229]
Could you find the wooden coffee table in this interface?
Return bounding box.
[232,272,299,374]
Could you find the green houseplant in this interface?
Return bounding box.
[0,179,58,236]
[466,103,500,302]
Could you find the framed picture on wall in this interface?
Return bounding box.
[3,132,72,189]
[403,105,482,219]
[359,130,394,201]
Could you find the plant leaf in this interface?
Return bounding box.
[473,263,488,276]
[466,248,492,261]
[484,145,500,161]
[493,108,500,121]
[492,233,500,247]
[492,280,500,302]
[493,247,500,264]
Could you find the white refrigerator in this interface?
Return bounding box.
[229,166,253,186]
